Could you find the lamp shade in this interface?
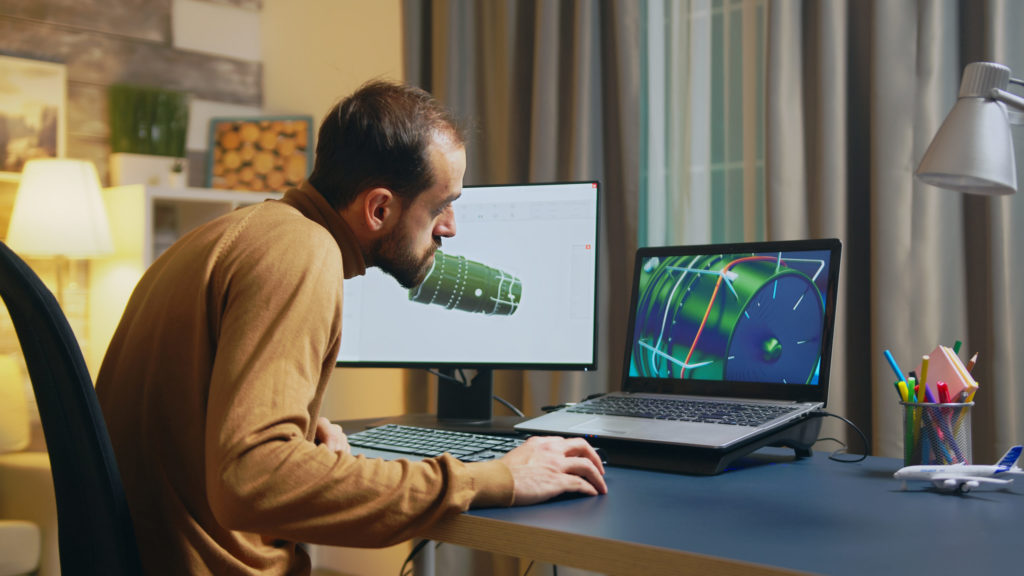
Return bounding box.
[6,158,114,257]
[916,62,1018,195]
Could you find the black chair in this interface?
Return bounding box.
[0,241,142,575]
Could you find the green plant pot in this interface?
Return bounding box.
[108,84,190,157]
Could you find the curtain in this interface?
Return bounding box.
[403,2,640,575]
[766,0,1023,463]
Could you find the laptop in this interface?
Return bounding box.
[516,238,841,452]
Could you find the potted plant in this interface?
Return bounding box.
[108,84,190,187]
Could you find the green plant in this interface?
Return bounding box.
[108,84,190,157]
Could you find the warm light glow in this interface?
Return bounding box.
[6,158,114,257]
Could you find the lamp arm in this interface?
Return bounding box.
[991,87,1024,113]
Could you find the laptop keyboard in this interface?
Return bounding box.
[347,424,526,462]
[567,396,799,427]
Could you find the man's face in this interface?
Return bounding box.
[374,138,465,289]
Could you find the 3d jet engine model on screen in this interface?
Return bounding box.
[629,250,832,385]
[408,250,522,316]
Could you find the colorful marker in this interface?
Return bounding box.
[920,355,930,400]
[883,349,904,382]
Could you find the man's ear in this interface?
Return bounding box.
[363,187,396,232]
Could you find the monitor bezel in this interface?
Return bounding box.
[335,179,601,373]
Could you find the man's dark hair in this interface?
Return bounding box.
[307,80,465,209]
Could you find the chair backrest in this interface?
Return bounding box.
[0,241,142,575]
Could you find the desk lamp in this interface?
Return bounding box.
[916,61,1024,195]
[6,158,114,305]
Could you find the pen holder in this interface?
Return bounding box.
[901,402,973,466]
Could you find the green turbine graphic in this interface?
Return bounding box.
[408,250,522,316]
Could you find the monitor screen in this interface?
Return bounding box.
[337,181,600,371]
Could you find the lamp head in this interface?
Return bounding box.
[6,158,114,257]
[915,62,1020,195]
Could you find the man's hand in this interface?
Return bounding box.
[315,417,351,453]
[500,436,607,506]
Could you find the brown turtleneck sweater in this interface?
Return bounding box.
[96,183,513,575]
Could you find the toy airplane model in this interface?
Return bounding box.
[894,445,1023,494]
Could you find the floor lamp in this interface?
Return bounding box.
[5,158,114,309]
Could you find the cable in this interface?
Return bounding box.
[398,539,432,576]
[814,411,869,463]
[494,394,526,417]
[426,368,466,385]
[425,368,527,417]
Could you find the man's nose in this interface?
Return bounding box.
[436,208,456,237]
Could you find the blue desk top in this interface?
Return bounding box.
[462,449,1023,575]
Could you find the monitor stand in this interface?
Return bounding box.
[433,368,524,434]
[588,415,823,475]
[343,368,525,436]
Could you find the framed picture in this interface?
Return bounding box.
[206,115,314,193]
[0,55,67,178]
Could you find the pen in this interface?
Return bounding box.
[897,380,910,403]
[953,340,962,355]
[919,355,930,400]
[937,381,951,404]
[906,376,918,402]
[883,349,904,383]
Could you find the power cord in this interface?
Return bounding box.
[494,395,526,417]
[814,411,869,463]
[399,540,438,576]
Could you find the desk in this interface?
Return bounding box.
[417,449,1023,575]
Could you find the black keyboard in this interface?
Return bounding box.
[347,424,526,462]
[567,396,798,427]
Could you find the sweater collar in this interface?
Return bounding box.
[280,182,367,279]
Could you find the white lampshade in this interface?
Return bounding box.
[916,62,1021,195]
[6,158,114,257]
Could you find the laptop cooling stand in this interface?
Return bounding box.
[589,415,822,475]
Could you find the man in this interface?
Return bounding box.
[95,80,606,575]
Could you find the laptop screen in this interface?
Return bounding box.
[621,238,842,404]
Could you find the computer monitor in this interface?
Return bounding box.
[337,181,600,427]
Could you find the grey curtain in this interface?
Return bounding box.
[767,0,1024,463]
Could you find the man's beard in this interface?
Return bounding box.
[374,225,440,289]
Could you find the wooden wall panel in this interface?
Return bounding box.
[0,17,261,104]
[0,0,170,43]
[0,0,262,186]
